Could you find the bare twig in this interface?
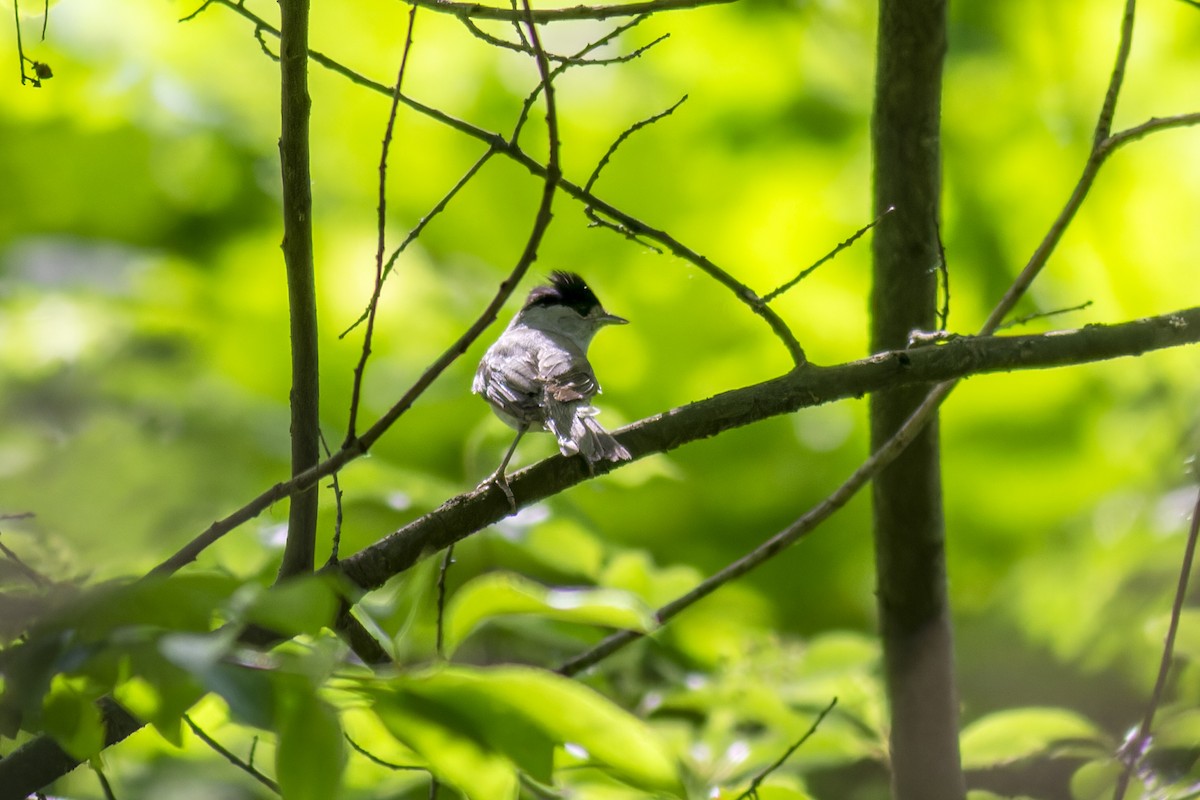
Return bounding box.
[509,13,656,144]
[984,0,1138,334]
[461,16,666,65]
[345,733,428,771]
[0,534,51,588]
[184,715,281,793]
[319,431,345,565]
[735,697,838,799]
[761,209,891,304]
[995,300,1093,332]
[346,5,419,442]
[12,0,49,87]
[1111,486,1200,800]
[406,0,737,23]
[1101,112,1200,152]
[435,544,456,659]
[91,763,118,800]
[935,220,949,330]
[341,147,498,340]
[584,95,687,194]
[178,0,216,22]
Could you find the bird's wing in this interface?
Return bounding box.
[474,341,543,423]
[537,346,600,404]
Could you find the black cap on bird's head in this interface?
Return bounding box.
[524,271,603,316]
[519,271,628,330]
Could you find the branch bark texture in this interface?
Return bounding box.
[338,308,1200,590]
[278,0,320,578]
[870,0,964,796]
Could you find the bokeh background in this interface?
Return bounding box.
[2,0,1200,796]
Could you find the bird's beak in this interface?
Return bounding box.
[599,311,628,326]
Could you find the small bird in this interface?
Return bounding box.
[473,271,632,505]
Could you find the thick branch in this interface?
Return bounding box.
[336,307,1200,590]
[277,0,320,578]
[870,0,960,796]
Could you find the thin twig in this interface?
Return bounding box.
[0,534,51,588]
[984,0,1138,334]
[341,146,498,340]
[178,0,217,22]
[406,0,736,23]
[461,16,666,66]
[1102,112,1200,152]
[735,697,838,799]
[435,544,456,659]
[509,13,656,144]
[935,219,949,330]
[584,95,688,195]
[319,430,345,565]
[761,208,891,304]
[994,300,1093,332]
[558,386,960,675]
[1111,486,1200,800]
[184,714,282,794]
[345,5,419,442]
[345,733,428,771]
[91,763,118,800]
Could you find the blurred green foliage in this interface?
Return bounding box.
[2,0,1200,797]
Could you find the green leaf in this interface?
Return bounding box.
[277,691,346,800]
[396,665,682,794]
[372,692,519,800]
[376,672,556,784]
[960,707,1106,769]
[443,572,655,655]
[1069,758,1122,800]
[113,645,206,747]
[159,630,276,729]
[236,575,342,638]
[47,574,240,638]
[42,678,105,760]
[1153,707,1200,748]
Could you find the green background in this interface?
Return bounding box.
[2,0,1199,796]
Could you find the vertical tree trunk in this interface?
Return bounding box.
[870,1,964,799]
[278,0,320,578]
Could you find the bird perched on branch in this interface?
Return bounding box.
[473,271,632,506]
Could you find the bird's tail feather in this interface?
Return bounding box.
[548,407,630,463]
[577,416,631,463]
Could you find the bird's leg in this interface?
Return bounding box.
[481,426,526,511]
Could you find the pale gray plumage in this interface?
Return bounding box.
[474,272,630,503]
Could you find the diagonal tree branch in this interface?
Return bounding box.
[345,6,420,443]
[336,306,1200,591]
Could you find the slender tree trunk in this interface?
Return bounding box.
[870,1,964,798]
[277,0,320,578]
